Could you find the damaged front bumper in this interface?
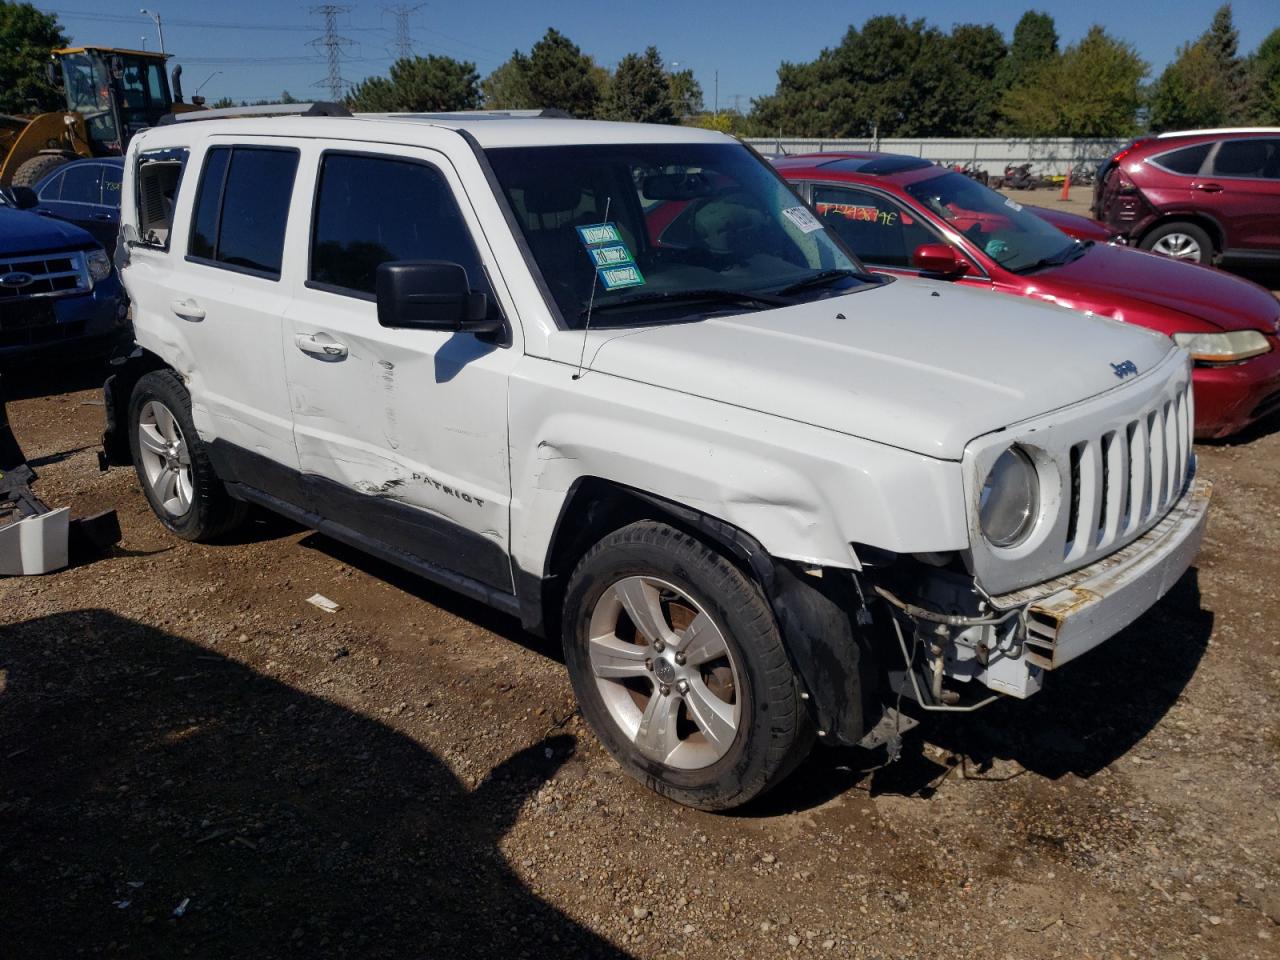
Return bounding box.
[886,475,1211,707]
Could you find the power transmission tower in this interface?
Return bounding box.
[309,4,354,101]
[386,3,425,61]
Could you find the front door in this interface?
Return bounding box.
[282,144,519,594]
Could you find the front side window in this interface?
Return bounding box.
[1211,139,1279,179]
[136,149,187,249]
[59,163,105,205]
[188,146,298,278]
[903,171,1078,273]
[37,170,64,201]
[485,142,868,328]
[812,184,938,269]
[309,152,491,302]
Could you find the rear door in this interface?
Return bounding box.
[280,143,519,594]
[133,139,303,497]
[1197,137,1280,257]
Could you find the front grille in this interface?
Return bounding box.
[0,300,86,349]
[0,251,89,300]
[1063,381,1192,563]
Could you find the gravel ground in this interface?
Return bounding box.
[2,361,1279,960]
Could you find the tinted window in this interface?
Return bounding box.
[60,163,104,204]
[189,147,229,261]
[37,170,64,201]
[189,146,298,278]
[102,165,122,207]
[310,153,489,297]
[1212,138,1279,179]
[812,184,938,269]
[1153,143,1210,175]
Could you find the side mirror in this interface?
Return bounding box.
[10,186,39,210]
[45,61,62,88]
[912,242,971,277]
[375,260,500,332]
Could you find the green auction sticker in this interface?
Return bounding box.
[588,243,634,268]
[576,223,623,246]
[598,264,646,290]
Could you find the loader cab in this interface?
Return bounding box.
[54,47,175,156]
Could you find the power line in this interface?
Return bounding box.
[309,4,355,101]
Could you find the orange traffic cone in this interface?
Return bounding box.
[1060,166,1072,201]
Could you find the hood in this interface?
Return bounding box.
[0,206,96,257]
[573,278,1175,460]
[1029,242,1280,334]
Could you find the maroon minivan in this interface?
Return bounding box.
[1093,129,1280,267]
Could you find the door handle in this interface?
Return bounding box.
[170,298,205,321]
[92,212,114,221]
[1194,182,1223,193]
[295,333,348,360]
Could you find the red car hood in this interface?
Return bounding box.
[1027,242,1280,334]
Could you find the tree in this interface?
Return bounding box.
[480,29,600,117]
[667,68,702,118]
[946,23,1008,135]
[604,47,674,124]
[1253,27,1280,124]
[1149,5,1252,131]
[997,11,1058,91]
[1000,26,1147,137]
[347,56,479,113]
[0,1,69,114]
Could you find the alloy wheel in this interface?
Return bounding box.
[137,399,194,516]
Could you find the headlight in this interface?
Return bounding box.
[979,446,1039,548]
[1173,330,1270,363]
[86,249,112,283]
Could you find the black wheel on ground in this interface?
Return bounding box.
[562,520,815,811]
[11,153,71,189]
[1139,221,1213,264]
[127,369,247,542]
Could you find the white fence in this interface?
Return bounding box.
[743,137,1128,176]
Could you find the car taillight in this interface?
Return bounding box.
[1110,138,1152,164]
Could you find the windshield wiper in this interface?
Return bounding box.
[774,268,864,296]
[579,288,792,318]
[1013,241,1091,274]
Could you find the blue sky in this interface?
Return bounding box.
[37,1,1280,107]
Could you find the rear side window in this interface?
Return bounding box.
[1211,138,1279,179]
[60,163,104,204]
[309,152,490,299]
[188,145,299,279]
[102,165,122,206]
[1151,143,1210,175]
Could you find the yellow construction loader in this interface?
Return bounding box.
[0,46,202,188]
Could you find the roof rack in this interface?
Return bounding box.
[157,101,352,125]
[1155,126,1280,138]
[366,108,573,121]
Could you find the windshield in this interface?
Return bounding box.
[485,142,869,327]
[60,52,120,149]
[904,171,1076,273]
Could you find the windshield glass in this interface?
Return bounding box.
[59,52,120,149]
[485,142,868,327]
[903,171,1076,273]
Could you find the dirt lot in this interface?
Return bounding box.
[2,362,1279,960]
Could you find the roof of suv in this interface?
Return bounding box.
[137,112,731,150]
[1155,127,1280,139]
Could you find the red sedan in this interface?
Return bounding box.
[773,153,1280,439]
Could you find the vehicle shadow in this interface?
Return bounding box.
[0,610,632,960]
[751,569,1213,813]
[0,358,109,401]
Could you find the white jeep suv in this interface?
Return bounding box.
[103,106,1211,810]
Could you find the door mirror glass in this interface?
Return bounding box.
[912,242,971,277]
[375,260,498,332]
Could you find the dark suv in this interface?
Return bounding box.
[1093,129,1280,266]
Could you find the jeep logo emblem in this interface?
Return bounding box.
[0,271,34,289]
[1111,360,1139,379]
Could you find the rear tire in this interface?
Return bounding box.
[128,370,247,542]
[1139,221,1212,264]
[562,521,814,810]
[11,153,71,189]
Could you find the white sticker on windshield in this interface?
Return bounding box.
[781,205,823,234]
[1004,197,1024,212]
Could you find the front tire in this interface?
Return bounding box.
[128,370,247,541]
[1140,221,1213,264]
[562,521,814,810]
